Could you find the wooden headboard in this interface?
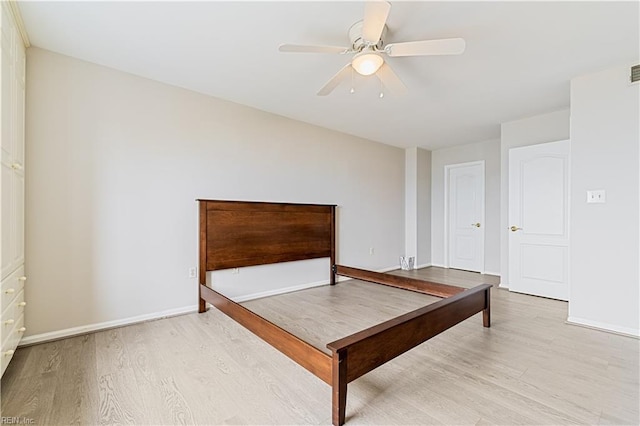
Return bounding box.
[198,200,336,276]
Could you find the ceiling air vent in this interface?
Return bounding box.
[631,65,640,83]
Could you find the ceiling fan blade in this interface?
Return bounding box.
[317,63,353,96]
[279,44,348,54]
[362,1,391,44]
[385,38,466,57]
[376,62,407,95]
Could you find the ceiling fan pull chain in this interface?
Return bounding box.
[350,67,356,94]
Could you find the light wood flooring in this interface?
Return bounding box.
[1,268,638,425]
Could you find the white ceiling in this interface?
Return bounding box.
[18,1,639,150]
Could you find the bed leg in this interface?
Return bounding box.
[482,287,491,327]
[198,284,207,313]
[332,349,347,426]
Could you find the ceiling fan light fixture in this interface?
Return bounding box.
[352,52,383,76]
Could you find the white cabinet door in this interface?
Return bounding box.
[508,140,570,300]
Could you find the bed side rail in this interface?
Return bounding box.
[200,284,333,384]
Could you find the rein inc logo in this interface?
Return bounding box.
[1,418,35,425]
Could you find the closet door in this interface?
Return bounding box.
[12,30,24,271]
[0,5,24,280]
[0,153,13,278]
[1,3,15,279]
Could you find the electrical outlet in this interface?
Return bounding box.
[232,268,240,274]
[369,247,375,255]
[188,267,197,278]
[586,190,606,203]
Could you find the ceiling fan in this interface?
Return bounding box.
[279,1,465,96]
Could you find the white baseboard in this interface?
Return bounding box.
[19,305,198,347]
[24,277,350,346]
[234,264,404,302]
[420,263,499,277]
[377,265,401,273]
[364,264,430,273]
[566,316,640,338]
[233,278,337,303]
[415,263,432,269]
[19,264,423,347]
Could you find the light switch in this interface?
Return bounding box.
[586,190,606,203]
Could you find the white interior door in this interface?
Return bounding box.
[509,140,570,300]
[447,162,485,273]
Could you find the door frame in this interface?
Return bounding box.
[444,160,485,273]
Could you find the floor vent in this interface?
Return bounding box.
[631,65,640,83]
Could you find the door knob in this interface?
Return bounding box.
[510,226,523,232]
[471,223,481,228]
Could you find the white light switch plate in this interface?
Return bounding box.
[586,190,606,203]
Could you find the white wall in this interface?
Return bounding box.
[568,64,639,336]
[25,48,405,339]
[500,109,570,287]
[430,139,501,274]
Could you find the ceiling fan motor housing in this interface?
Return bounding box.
[349,20,387,51]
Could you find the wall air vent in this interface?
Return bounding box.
[631,65,640,83]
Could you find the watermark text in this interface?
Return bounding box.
[1,417,35,425]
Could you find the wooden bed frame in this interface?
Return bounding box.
[198,199,491,425]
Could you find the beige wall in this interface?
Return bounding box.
[404,147,431,268]
[430,139,501,274]
[25,48,405,340]
[416,148,431,267]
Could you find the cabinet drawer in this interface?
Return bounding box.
[1,288,24,347]
[1,265,25,313]
[14,287,25,317]
[1,313,24,377]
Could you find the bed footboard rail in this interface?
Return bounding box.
[326,283,491,425]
